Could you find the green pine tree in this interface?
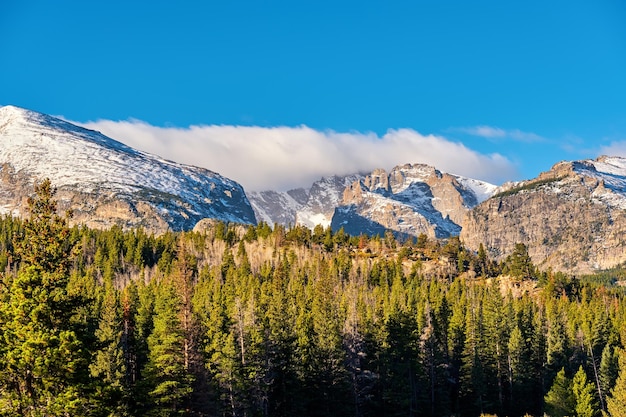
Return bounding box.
[607,349,626,417]
[142,281,194,416]
[89,276,128,415]
[544,368,575,417]
[599,344,618,410]
[0,179,91,416]
[572,365,599,417]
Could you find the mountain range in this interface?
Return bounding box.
[2,105,626,274]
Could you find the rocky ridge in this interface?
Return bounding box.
[249,164,496,239]
[461,156,626,274]
[333,164,496,238]
[248,174,363,228]
[0,105,256,233]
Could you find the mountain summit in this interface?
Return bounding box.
[0,105,256,232]
[461,156,626,274]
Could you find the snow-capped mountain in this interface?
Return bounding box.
[249,163,496,239]
[0,105,256,232]
[461,156,626,274]
[247,189,309,226]
[248,174,363,228]
[297,174,364,228]
[334,164,496,238]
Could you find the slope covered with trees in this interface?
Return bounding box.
[1,180,626,416]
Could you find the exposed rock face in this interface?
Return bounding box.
[333,164,496,238]
[0,105,256,233]
[461,156,626,274]
[247,189,308,226]
[296,175,363,228]
[248,174,362,228]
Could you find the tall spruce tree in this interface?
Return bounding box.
[572,366,599,417]
[89,276,128,415]
[607,349,626,417]
[0,179,90,416]
[544,368,575,417]
[142,280,194,416]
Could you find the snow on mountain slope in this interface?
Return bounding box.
[248,189,306,226]
[247,174,363,229]
[296,174,363,228]
[335,164,496,238]
[455,176,498,204]
[0,105,256,232]
[248,162,496,239]
[576,156,626,209]
[461,156,626,274]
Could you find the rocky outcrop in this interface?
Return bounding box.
[461,157,626,274]
[333,164,495,238]
[249,164,495,238]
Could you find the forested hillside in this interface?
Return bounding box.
[1,180,626,416]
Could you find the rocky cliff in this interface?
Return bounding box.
[248,174,362,228]
[333,164,496,238]
[247,188,309,226]
[0,105,256,233]
[461,156,626,274]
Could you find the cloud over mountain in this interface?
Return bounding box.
[599,141,626,158]
[77,119,517,191]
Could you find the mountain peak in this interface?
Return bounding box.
[461,155,626,274]
[0,106,256,232]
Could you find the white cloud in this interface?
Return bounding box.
[456,125,543,143]
[76,119,518,191]
[599,141,626,157]
[460,125,507,138]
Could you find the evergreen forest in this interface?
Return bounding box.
[2,179,626,417]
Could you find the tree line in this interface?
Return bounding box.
[1,179,626,416]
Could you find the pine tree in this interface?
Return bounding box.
[572,365,599,417]
[544,368,575,417]
[503,243,535,281]
[308,260,350,416]
[89,276,128,415]
[599,344,618,412]
[0,179,91,416]
[607,349,626,417]
[482,282,512,413]
[142,281,194,416]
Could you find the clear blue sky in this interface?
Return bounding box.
[2,0,626,189]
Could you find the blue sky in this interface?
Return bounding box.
[2,0,626,190]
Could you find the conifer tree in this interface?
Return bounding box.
[572,365,599,417]
[544,368,575,417]
[90,276,128,415]
[142,281,194,416]
[120,281,141,406]
[504,243,535,281]
[599,344,618,412]
[0,179,90,416]
[607,349,626,417]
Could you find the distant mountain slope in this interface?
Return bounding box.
[334,164,496,238]
[461,156,626,274]
[247,189,308,226]
[0,105,256,232]
[250,163,496,239]
[248,174,363,228]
